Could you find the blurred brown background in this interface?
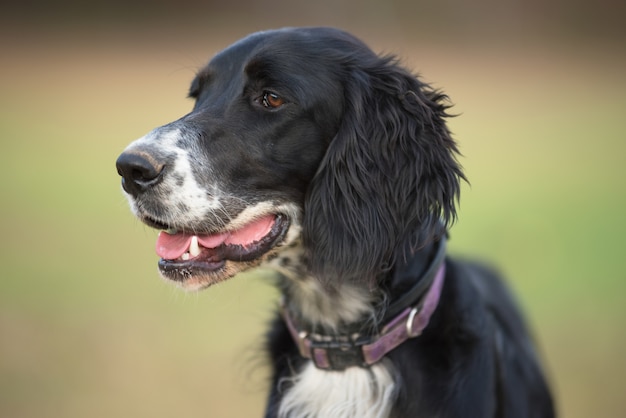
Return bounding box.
[1,0,625,417]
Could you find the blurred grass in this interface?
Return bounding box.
[0,23,625,418]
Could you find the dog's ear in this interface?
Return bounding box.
[303,57,465,286]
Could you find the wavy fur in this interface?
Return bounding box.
[303,53,465,286]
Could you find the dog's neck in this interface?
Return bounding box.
[272,246,377,332]
[270,237,442,336]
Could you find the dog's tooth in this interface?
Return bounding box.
[189,236,201,257]
[181,252,190,261]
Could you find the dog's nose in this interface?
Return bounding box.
[116,151,164,196]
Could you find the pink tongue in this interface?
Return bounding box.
[155,231,228,260]
[155,215,276,260]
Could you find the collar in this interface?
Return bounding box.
[281,237,447,371]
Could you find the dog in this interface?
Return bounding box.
[116,27,555,418]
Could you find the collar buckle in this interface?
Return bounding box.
[309,337,369,370]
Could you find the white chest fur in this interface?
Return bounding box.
[277,360,397,418]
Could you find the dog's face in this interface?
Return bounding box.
[117,27,462,291]
[116,28,358,289]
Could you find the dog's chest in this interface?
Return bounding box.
[277,361,397,418]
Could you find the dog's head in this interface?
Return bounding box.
[116,27,463,290]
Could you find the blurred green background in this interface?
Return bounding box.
[1,0,624,417]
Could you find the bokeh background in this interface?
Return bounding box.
[1,0,624,416]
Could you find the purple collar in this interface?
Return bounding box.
[281,246,446,371]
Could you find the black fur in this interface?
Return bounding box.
[117,27,555,417]
[303,51,464,286]
[254,28,554,417]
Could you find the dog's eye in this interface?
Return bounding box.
[261,92,285,109]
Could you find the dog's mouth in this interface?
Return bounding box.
[153,214,290,289]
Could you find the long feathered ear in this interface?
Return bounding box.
[302,56,466,286]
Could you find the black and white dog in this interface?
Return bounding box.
[116,27,555,417]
